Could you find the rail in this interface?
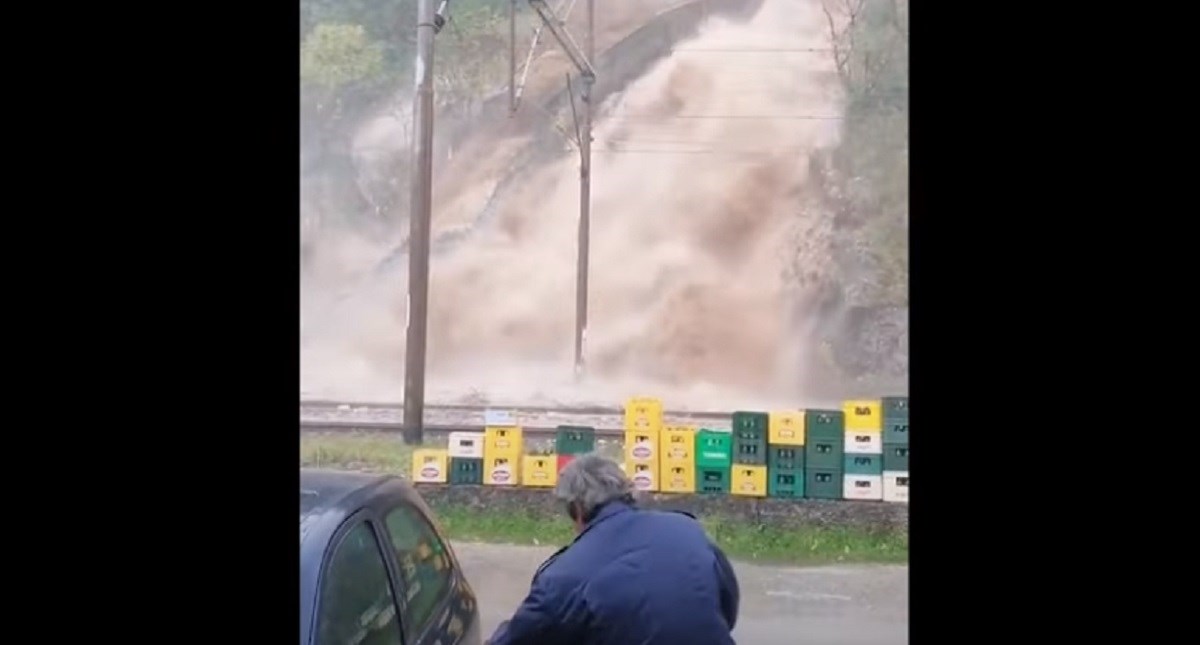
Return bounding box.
[300,398,734,420]
[299,418,626,436]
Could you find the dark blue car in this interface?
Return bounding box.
[300,469,482,645]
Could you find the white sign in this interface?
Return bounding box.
[484,409,516,426]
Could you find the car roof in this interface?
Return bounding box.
[300,469,398,542]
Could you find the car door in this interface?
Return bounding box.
[312,512,407,645]
[378,501,476,645]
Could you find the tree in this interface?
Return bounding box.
[434,5,509,114]
[794,0,908,391]
[301,24,386,92]
[820,0,909,307]
[299,1,515,231]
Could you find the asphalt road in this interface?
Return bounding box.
[452,542,908,645]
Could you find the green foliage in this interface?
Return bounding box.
[301,23,386,91]
[430,504,907,565]
[299,0,514,138]
[826,0,909,307]
[435,5,510,105]
[300,0,512,90]
[703,517,908,564]
[299,1,518,227]
[302,0,418,73]
[301,432,417,474]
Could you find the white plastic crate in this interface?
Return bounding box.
[842,474,883,500]
[883,470,909,503]
[448,431,486,458]
[843,431,883,454]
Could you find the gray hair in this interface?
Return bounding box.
[554,453,634,519]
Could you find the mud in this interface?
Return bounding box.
[302,0,849,410]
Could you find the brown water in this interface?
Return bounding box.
[300,0,846,409]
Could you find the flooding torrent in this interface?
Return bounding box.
[301,0,845,408]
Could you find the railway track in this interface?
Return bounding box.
[299,419,626,436]
[300,398,737,436]
[300,399,734,421]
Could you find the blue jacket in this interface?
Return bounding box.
[487,501,740,645]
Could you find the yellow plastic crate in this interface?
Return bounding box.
[843,400,883,432]
[411,449,448,484]
[768,411,805,445]
[627,461,659,492]
[661,462,696,493]
[661,426,695,465]
[624,396,664,433]
[521,455,558,487]
[484,455,520,486]
[484,426,524,460]
[624,430,659,465]
[731,465,767,497]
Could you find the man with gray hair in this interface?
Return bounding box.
[486,453,740,644]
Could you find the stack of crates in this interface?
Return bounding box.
[843,400,884,500]
[624,397,663,491]
[554,425,595,474]
[661,426,696,493]
[448,431,485,485]
[695,428,733,494]
[882,396,909,503]
[411,448,449,484]
[731,411,768,497]
[767,411,805,498]
[484,426,523,486]
[804,410,844,499]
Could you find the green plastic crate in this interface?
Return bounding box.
[883,420,909,444]
[733,436,767,465]
[696,429,733,468]
[805,409,844,441]
[805,436,843,470]
[768,470,804,498]
[449,457,483,485]
[732,411,768,439]
[696,467,731,494]
[806,468,842,499]
[554,425,596,455]
[883,443,909,471]
[882,396,908,422]
[843,453,884,475]
[768,446,804,471]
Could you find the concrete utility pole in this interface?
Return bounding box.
[403,0,449,445]
[524,0,596,378]
[575,0,593,379]
[509,1,518,113]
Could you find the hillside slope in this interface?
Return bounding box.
[302,0,902,409]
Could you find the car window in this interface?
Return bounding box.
[383,504,453,639]
[317,520,403,645]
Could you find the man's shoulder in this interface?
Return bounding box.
[613,508,712,544]
[533,544,572,581]
[638,509,720,546]
[660,509,698,520]
[637,507,701,524]
[535,542,596,587]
